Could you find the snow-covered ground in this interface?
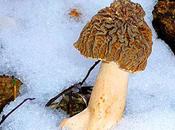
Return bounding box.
[0,0,175,130]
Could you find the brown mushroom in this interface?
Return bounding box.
[60,0,152,130]
[152,0,175,54]
[0,75,22,113]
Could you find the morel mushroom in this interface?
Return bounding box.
[0,75,22,113]
[60,0,152,130]
[152,0,175,54]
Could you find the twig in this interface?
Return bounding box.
[45,60,100,107]
[45,83,81,107]
[0,98,35,126]
[79,60,100,85]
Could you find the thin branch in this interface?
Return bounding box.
[0,98,35,126]
[79,60,100,85]
[45,83,81,107]
[45,60,100,107]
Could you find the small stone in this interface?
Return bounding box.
[69,8,81,21]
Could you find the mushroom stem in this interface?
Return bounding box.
[87,61,128,128]
[60,61,129,130]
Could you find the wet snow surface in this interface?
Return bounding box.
[0,0,175,130]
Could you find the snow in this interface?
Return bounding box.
[0,0,175,130]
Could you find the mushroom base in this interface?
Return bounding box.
[60,61,129,130]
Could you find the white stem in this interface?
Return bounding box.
[88,61,129,125]
[59,61,129,130]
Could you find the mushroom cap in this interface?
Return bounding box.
[152,1,175,54]
[74,0,152,73]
